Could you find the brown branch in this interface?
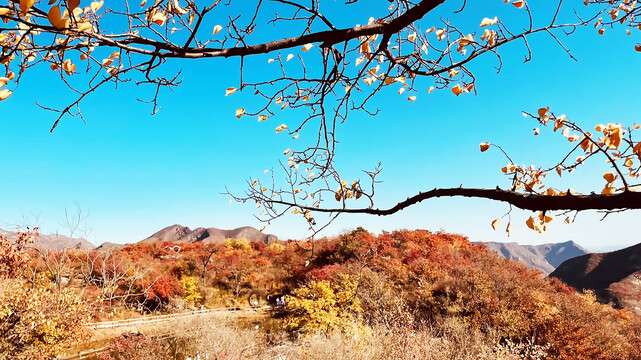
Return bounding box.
[266,187,641,215]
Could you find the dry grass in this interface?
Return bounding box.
[167,316,547,360]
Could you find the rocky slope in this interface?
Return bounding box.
[550,242,641,311]
[0,228,95,252]
[479,240,589,274]
[141,224,278,244]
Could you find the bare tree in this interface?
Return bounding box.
[1,0,640,239]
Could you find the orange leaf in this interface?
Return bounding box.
[235,108,245,118]
[19,0,36,15]
[479,142,491,152]
[225,87,237,96]
[491,218,501,230]
[512,0,526,8]
[603,172,617,184]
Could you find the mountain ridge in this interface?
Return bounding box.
[478,240,589,274]
[550,242,641,312]
[0,228,96,252]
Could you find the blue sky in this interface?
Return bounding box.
[1,0,639,252]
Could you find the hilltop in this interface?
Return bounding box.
[0,228,95,252]
[479,240,589,274]
[550,242,641,312]
[140,224,278,245]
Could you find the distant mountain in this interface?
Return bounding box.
[550,243,641,311]
[478,241,589,274]
[0,228,95,252]
[141,224,278,245]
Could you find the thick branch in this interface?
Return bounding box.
[269,188,641,215]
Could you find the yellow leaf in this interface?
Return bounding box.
[284,148,291,155]
[286,54,294,61]
[624,158,633,167]
[151,11,166,26]
[20,0,36,15]
[491,218,501,230]
[77,22,93,32]
[302,43,313,51]
[307,172,315,178]
[398,88,405,95]
[479,142,491,152]
[140,0,147,7]
[90,0,103,13]
[0,89,12,101]
[235,108,245,118]
[212,25,223,36]
[448,69,459,78]
[228,199,233,204]
[258,115,268,122]
[0,77,8,88]
[426,26,435,33]
[275,124,288,133]
[407,96,416,102]
[0,8,12,16]
[292,133,299,139]
[512,0,526,9]
[479,17,498,27]
[225,87,237,96]
[428,86,435,94]
[267,58,275,64]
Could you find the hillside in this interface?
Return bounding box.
[0,228,95,252]
[141,224,278,244]
[550,242,641,311]
[478,240,589,274]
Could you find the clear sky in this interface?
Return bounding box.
[1,0,639,252]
